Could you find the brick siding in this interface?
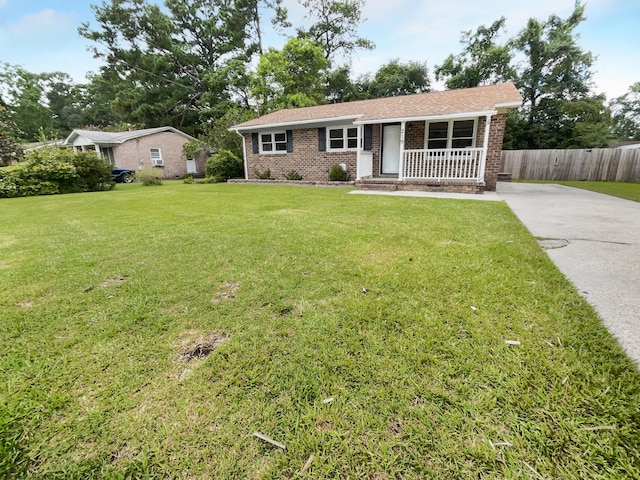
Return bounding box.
[243,114,507,191]
[113,132,206,179]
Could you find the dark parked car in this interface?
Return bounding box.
[111,168,135,183]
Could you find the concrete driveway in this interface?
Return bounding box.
[497,182,640,365]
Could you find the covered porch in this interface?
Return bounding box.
[354,111,500,193]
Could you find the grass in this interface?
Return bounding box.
[522,180,640,202]
[1,182,639,478]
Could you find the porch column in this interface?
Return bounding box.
[356,125,362,180]
[478,114,492,184]
[398,121,406,180]
[94,144,101,158]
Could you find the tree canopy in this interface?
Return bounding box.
[0,0,634,152]
[611,82,640,141]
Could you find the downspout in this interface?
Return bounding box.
[356,125,362,180]
[234,130,248,180]
[398,121,406,180]
[478,114,492,185]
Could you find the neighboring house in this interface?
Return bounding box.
[611,141,640,150]
[232,82,522,193]
[63,127,207,179]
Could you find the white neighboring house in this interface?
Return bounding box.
[63,126,207,179]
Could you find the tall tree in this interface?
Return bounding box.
[296,0,374,62]
[364,59,431,98]
[0,106,24,165]
[251,38,330,114]
[509,1,597,148]
[79,0,265,132]
[0,64,51,141]
[248,0,291,55]
[610,82,640,141]
[435,17,514,89]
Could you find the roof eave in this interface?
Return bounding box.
[353,110,499,125]
[232,114,363,132]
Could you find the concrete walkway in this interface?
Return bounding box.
[497,182,640,365]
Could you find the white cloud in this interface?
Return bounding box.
[10,9,75,33]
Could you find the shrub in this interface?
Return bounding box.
[284,170,303,181]
[182,174,195,184]
[205,149,243,181]
[137,167,163,186]
[328,164,348,181]
[69,152,114,192]
[254,168,272,180]
[0,147,114,198]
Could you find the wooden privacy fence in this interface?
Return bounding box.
[500,149,640,182]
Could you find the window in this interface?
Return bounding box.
[328,126,359,151]
[260,132,287,153]
[426,119,476,149]
[150,148,164,166]
[102,147,115,165]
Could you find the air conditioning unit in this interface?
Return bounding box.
[150,148,164,166]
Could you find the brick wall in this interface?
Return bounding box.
[113,132,206,179]
[483,114,507,191]
[244,128,380,182]
[242,115,507,188]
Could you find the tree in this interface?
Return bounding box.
[296,0,374,62]
[435,17,514,89]
[509,1,597,148]
[80,0,264,132]
[364,59,431,98]
[611,82,640,140]
[251,38,330,114]
[248,0,291,55]
[0,106,24,165]
[0,64,51,141]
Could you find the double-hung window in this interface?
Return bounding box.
[260,132,287,153]
[328,126,358,151]
[426,119,476,149]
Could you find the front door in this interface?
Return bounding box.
[381,124,401,175]
[186,158,197,174]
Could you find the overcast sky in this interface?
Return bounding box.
[0,0,638,100]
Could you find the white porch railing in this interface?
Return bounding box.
[402,148,483,181]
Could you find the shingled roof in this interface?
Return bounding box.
[63,126,193,146]
[233,82,522,131]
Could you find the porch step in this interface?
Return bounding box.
[355,178,484,194]
[497,172,512,182]
[355,180,398,191]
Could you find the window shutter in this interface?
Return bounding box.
[286,130,293,152]
[364,124,373,151]
[252,133,259,154]
[318,128,326,152]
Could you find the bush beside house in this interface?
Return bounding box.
[0,147,113,198]
[205,149,243,182]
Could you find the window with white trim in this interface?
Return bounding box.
[260,132,287,153]
[328,126,359,151]
[102,147,115,165]
[426,119,476,149]
[150,148,164,166]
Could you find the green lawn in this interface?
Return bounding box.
[523,180,640,202]
[2,182,639,478]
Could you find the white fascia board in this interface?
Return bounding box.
[495,100,522,109]
[231,114,363,132]
[352,110,498,125]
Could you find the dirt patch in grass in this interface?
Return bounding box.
[100,275,128,287]
[178,332,229,362]
[15,300,34,308]
[211,282,240,304]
